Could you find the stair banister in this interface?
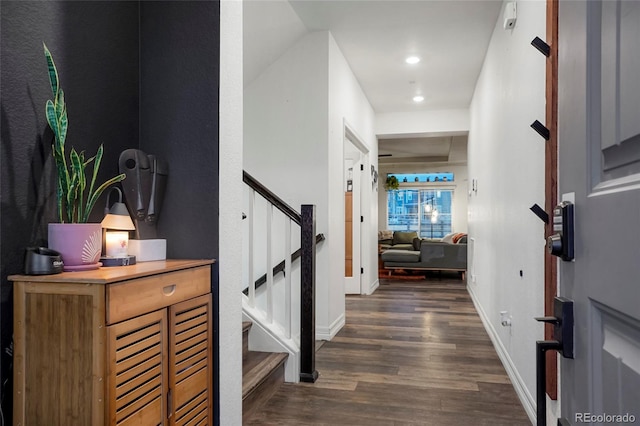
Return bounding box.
[243,171,318,383]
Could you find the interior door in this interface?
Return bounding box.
[345,159,362,294]
[558,0,640,423]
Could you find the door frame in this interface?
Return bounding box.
[343,121,370,295]
[544,0,560,402]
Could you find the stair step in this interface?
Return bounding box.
[242,351,288,397]
[242,321,252,360]
[242,350,288,424]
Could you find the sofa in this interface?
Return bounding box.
[380,233,467,276]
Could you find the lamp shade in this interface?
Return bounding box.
[101,210,135,230]
[101,188,135,230]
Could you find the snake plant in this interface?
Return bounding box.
[44,43,125,223]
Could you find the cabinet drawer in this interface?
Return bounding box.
[107,266,210,324]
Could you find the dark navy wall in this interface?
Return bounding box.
[1,3,139,422]
[139,2,221,421]
[140,1,220,263]
[0,2,220,423]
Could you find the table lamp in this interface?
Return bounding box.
[101,187,136,266]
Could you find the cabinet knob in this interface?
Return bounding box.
[163,284,176,296]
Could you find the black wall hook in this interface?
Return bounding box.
[531,120,550,140]
[530,203,549,224]
[531,36,551,57]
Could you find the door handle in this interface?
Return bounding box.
[534,297,574,426]
[534,297,574,359]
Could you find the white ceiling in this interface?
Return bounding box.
[243,0,503,162]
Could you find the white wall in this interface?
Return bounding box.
[219,1,243,423]
[378,162,468,234]
[328,33,378,301]
[244,29,377,339]
[467,1,546,422]
[376,108,469,137]
[244,30,331,335]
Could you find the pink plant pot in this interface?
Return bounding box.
[48,223,103,271]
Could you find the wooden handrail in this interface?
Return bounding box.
[243,171,301,225]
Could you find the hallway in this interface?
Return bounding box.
[247,276,531,425]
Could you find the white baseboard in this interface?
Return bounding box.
[467,284,536,425]
[366,278,380,295]
[316,312,345,341]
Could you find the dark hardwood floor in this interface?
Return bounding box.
[247,275,531,425]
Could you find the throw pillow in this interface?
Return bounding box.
[378,230,393,241]
[393,231,418,245]
[441,233,456,244]
[451,233,463,243]
[412,237,422,251]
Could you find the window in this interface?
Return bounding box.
[387,189,453,238]
[391,172,454,183]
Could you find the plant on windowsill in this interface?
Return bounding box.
[44,43,126,271]
[384,175,399,191]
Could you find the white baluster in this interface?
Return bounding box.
[248,189,255,308]
[285,217,292,339]
[266,203,273,323]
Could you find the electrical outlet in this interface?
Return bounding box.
[500,311,512,327]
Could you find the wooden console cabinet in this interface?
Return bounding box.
[9,259,214,426]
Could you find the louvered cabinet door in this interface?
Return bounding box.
[107,309,168,426]
[168,294,213,425]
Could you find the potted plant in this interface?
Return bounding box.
[384,175,399,191]
[44,43,126,270]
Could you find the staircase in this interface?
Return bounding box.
[242,321,288,424]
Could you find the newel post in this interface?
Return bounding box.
[299,204,318,382]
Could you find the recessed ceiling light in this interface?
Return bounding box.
[405,56,420,65]
[413,95,424,102]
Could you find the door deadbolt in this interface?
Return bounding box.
[547,201,574,261]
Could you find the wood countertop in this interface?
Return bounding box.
[8,259,215,284]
